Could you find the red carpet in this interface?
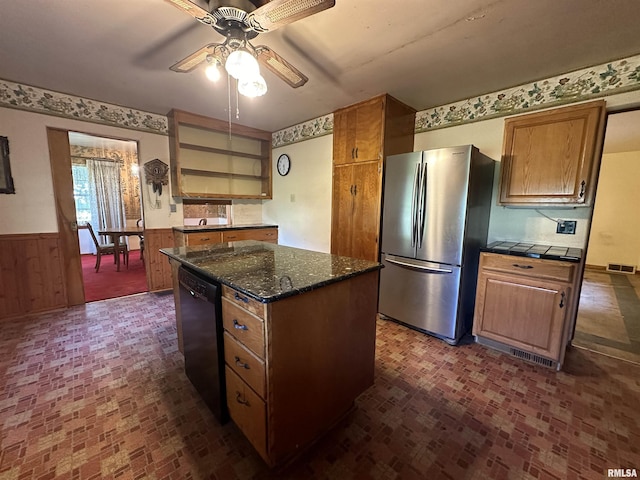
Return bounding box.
[81,252,148,302]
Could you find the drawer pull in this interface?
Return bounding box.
[234,292,249,303]
[236,392,249,406]
[227,235,238,239]
[559,291,566,308]
[512,264,533,269]
[200,237,210,241]
[233,319,248,331]
[234,356,250,369]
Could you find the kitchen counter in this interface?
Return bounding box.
[160,240,382,303]
[173,223,278,233]
[162,240,380,466]
[482,241,583,262]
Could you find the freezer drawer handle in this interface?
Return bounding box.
[512,264,533,269]
[233,319,248,331]
[234,292,249,303]
[386,257,452,274]
[235,356,250,369]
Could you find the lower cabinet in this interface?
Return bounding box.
[473,252,577,368]
[221,271,379,466]
[173,227,278,247]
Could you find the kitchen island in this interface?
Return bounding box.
[160,241,382,466]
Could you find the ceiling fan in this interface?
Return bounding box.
[165,0,335,95]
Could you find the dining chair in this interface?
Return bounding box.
[136,218,145,261]
[86,223,128,272]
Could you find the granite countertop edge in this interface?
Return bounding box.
[173,224,278,233]
[481,241,583,263]
[160,243,382,304]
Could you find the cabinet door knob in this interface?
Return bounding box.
[233,319,248,330]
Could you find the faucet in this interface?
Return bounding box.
[198,218,207,225]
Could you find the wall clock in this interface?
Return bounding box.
[277,154,291,176]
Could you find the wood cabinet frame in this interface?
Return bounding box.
[498,100,606,206]
[168,109,272,200]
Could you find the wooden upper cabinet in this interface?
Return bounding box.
[331,94,416,261]
[168,109,272,200]
[333,96,385,165]
[498,100,606,206]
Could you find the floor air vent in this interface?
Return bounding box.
[606,263,637,275]
[509,348,554,368]
[475,335,558,369]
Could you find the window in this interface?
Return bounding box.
[72,164,92,224]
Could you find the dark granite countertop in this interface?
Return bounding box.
[482,241,583,262]
[173,224,278,233]
[160,240,382,303]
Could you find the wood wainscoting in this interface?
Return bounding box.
[144,228,175,292]
[0,229,174,320]
[0,233,67,319]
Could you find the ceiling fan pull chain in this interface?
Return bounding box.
[227,72,232,141]
[236,82,240,120]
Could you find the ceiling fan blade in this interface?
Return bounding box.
[256,45,308,88]
[164,0,217,28]
[170,44,221,72]
[245,0,335,33]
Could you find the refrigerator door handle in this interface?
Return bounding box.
[417,162,428,248]
[411,162,421,247]
[385,256,453,274]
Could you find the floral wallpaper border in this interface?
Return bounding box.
[414,53,640,133]
[0,80,168,135]
[2,52,640,146]
[272,53,640,147]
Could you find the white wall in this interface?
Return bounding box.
[586,151,640,268]
[0,107,181,233]
[263,135,333,252]
[413,108,590,248]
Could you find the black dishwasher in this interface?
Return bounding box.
[178,266,229,424]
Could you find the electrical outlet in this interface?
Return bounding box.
[556,220,577,234]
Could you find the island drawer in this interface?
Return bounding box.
[479,253,575,283]
[224,331,266,398]
[225,366,267,460]
[222,298,265,358]
[222,286,266,319]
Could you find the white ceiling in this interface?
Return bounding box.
[1,1,640,133]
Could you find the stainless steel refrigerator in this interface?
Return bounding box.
[378,145,494,344]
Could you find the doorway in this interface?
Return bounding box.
[48,128,148,305]
[572,110,640,364]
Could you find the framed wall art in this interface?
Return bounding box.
[0,136,16,194]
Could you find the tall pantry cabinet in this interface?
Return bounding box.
[331,94,416,261]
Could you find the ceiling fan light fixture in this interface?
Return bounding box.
[238,73,268,97]
[225,49,259,80]
[205,55,222,82]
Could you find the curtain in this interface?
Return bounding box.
[87,158,126,250]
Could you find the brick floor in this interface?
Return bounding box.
[1,292,638,479]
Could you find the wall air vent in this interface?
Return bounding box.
[606,263,637,275]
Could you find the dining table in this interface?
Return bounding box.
[98,227,144,272]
